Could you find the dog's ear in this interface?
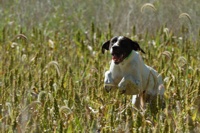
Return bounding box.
[102,40,110,54]
[130,40,145,54]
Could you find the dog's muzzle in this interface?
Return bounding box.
[111,47,125,64]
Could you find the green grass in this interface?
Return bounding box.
[0,0,200,133]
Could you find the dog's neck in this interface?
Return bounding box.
[124,51,133,61]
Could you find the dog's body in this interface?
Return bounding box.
[102,36,164,108]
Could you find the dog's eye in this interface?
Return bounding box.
[111,37,118,43]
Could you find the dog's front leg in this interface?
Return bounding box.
[104,71,115,92]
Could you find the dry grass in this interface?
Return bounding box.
[0,0,200,132]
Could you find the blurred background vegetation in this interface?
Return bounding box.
[0,0,200,132]
[0,0,200,39]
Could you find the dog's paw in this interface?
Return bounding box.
[104,84,114,92]
[105,86,111,92]
[120,89,126,94]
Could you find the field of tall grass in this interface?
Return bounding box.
[0,0,200,132]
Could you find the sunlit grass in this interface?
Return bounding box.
[0,23,199,132]
[0,0,200,132]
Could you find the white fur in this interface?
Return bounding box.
[104,50,165,105]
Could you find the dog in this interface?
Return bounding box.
[102,36,165,109]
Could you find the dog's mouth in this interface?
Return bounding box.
[112,53,124,64]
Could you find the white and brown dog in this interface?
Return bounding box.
[102,36,164,109]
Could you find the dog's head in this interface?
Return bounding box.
[102,36,145,64]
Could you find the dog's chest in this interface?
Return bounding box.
[110,62,132,84]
